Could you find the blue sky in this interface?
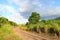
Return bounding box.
[0,0,60,24]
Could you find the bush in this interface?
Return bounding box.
[48,27,55,35]
[40,27,45,33]
[0,24,21,40]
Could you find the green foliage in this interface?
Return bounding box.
[26,12,40,32]
[0,17,18,27]
[26,12,60,37]
[48,27,55,35]
[28,12,40,24]
[9,21,18,26]
[19,24,27,30]
[0,17,8,27]
[0,23,21,40]
[0,17,21,40]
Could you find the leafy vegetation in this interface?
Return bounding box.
[19,24,27,30]
[28,12,40,24]
[26,12,40,31]
[0,17,21,40]
[9,21,18,26]
[26,12,60,37]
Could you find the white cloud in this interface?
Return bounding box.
[0,0,60,23]
[7,0,42,12]
[0,4,28,24]
[6,6,28,24]
[42,7,60,16]
[6,0,60,20]
[7,0,43,19]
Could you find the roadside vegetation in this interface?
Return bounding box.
[19,24,27,30]
[0,17,21,40]
[0,11,60,40]
[20,12,60,37]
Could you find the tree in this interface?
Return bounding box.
[9,21,17,26]
[28,12,40,24]
[0,17,8,27]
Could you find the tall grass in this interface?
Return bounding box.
[0,23,21,40]
[25,19,60,37]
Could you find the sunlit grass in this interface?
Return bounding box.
[19,24,27,31]
[0,24,21,40]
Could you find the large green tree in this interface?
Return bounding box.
[28,12,40,24]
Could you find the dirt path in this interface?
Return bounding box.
[12,27,47,40]
[12,27,59,40]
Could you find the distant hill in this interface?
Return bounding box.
[0,17,17,26]
[0,17,21,40]
[55,17,60,20]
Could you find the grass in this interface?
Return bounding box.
[19,19,60,37]
[19,24,27,31]
[0,23,21,40]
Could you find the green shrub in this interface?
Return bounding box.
[0,23,21,40]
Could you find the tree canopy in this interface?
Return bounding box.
[28,12,40,24]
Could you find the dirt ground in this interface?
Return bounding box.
[12,27,60,40]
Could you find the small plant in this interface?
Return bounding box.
[48,27,55,36]
[40,27,45,33]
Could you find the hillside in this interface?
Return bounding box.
[0,17,17,26]
[19,12,60,40]
[0,17,21,40]
[55,17,60,20]
[22,12,60,39]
